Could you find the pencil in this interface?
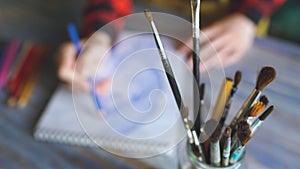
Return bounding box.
[17,72,38,107]
[7,45,37,106]
[67,23,104,111]
[67,23,82,54]
[16,45,48,107]
[0,40,20,90]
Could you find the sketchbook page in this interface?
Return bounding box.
[35,31,194,158]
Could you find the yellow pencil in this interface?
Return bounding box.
[17,70,38,107]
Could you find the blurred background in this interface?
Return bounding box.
[0,0,299,169]
[0,0,299,44]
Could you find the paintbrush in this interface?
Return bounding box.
[219,72,242,153]
[231,71,242,97]
[222,127,232,167]
[191,0,201,136]
[185,119,206,162]
[210,122,223,166]
[230,66,276,135]
[220,71,242,126]
[200,119,219,163]
[194,83,205,136]
[145,11,201,153]
[229,120,252,164]
[246,95,269,124]
[251,105,274,134]
[144,9,184,111]
[190,0,201,83]
[185,120,195,144]
[230,120,251,154]
[191,0,201,137]
[211,78,233,123]
[145,11,202,153]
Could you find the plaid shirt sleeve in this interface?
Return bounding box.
[83,0,132,38]
[238,0,286,24]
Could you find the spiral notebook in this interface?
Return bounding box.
[34,33,194,157]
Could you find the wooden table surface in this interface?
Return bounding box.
[0,1,300,169]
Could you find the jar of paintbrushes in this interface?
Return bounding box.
[144,9,276,169]
[177,67,275,169]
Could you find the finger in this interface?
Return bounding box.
[201,23,223,40]
[200,45,232,72]
[58,43,77,67]
[208,32,232,51]
[188,39,226,72]
[72,73,90,91]
[222,50,243,66]
[200,42,217,62]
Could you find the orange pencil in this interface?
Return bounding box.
[17,44,49,107]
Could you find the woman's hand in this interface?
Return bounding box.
[57,31,112,92]
[178,13,256,72]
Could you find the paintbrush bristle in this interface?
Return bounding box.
[249,95,269,117]
[249,102,264,117]
[200,83,205,101]
[255,66,276,91]
[224,127,232,138]
[144,9,153,22]
[233,71,242,87]
[259,105,274,121]
[237,120,251,146]
[259,95,269,106]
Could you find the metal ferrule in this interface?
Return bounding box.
[251,119,263,134]
[231,89,261,128]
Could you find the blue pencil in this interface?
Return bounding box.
[89,78,103,111]
[67,23,103,111]
[67,23,82,55]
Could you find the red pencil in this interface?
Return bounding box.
[0,40,20,90]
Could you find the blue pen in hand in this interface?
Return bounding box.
[67,23,103,111]
[89,78,103,111]
[67,23,82,55]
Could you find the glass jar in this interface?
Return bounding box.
[178,140,247,169]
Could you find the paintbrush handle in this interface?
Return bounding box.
[210,140,221,166]
[229,146,245,164]
[192,38,200,82]
[161,58,183,110]
[250,119,263,134]
[222,137,231,166]
[230,89,261,132]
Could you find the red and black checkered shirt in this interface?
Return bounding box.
[83,0,285,37]
[237,0,286,24]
